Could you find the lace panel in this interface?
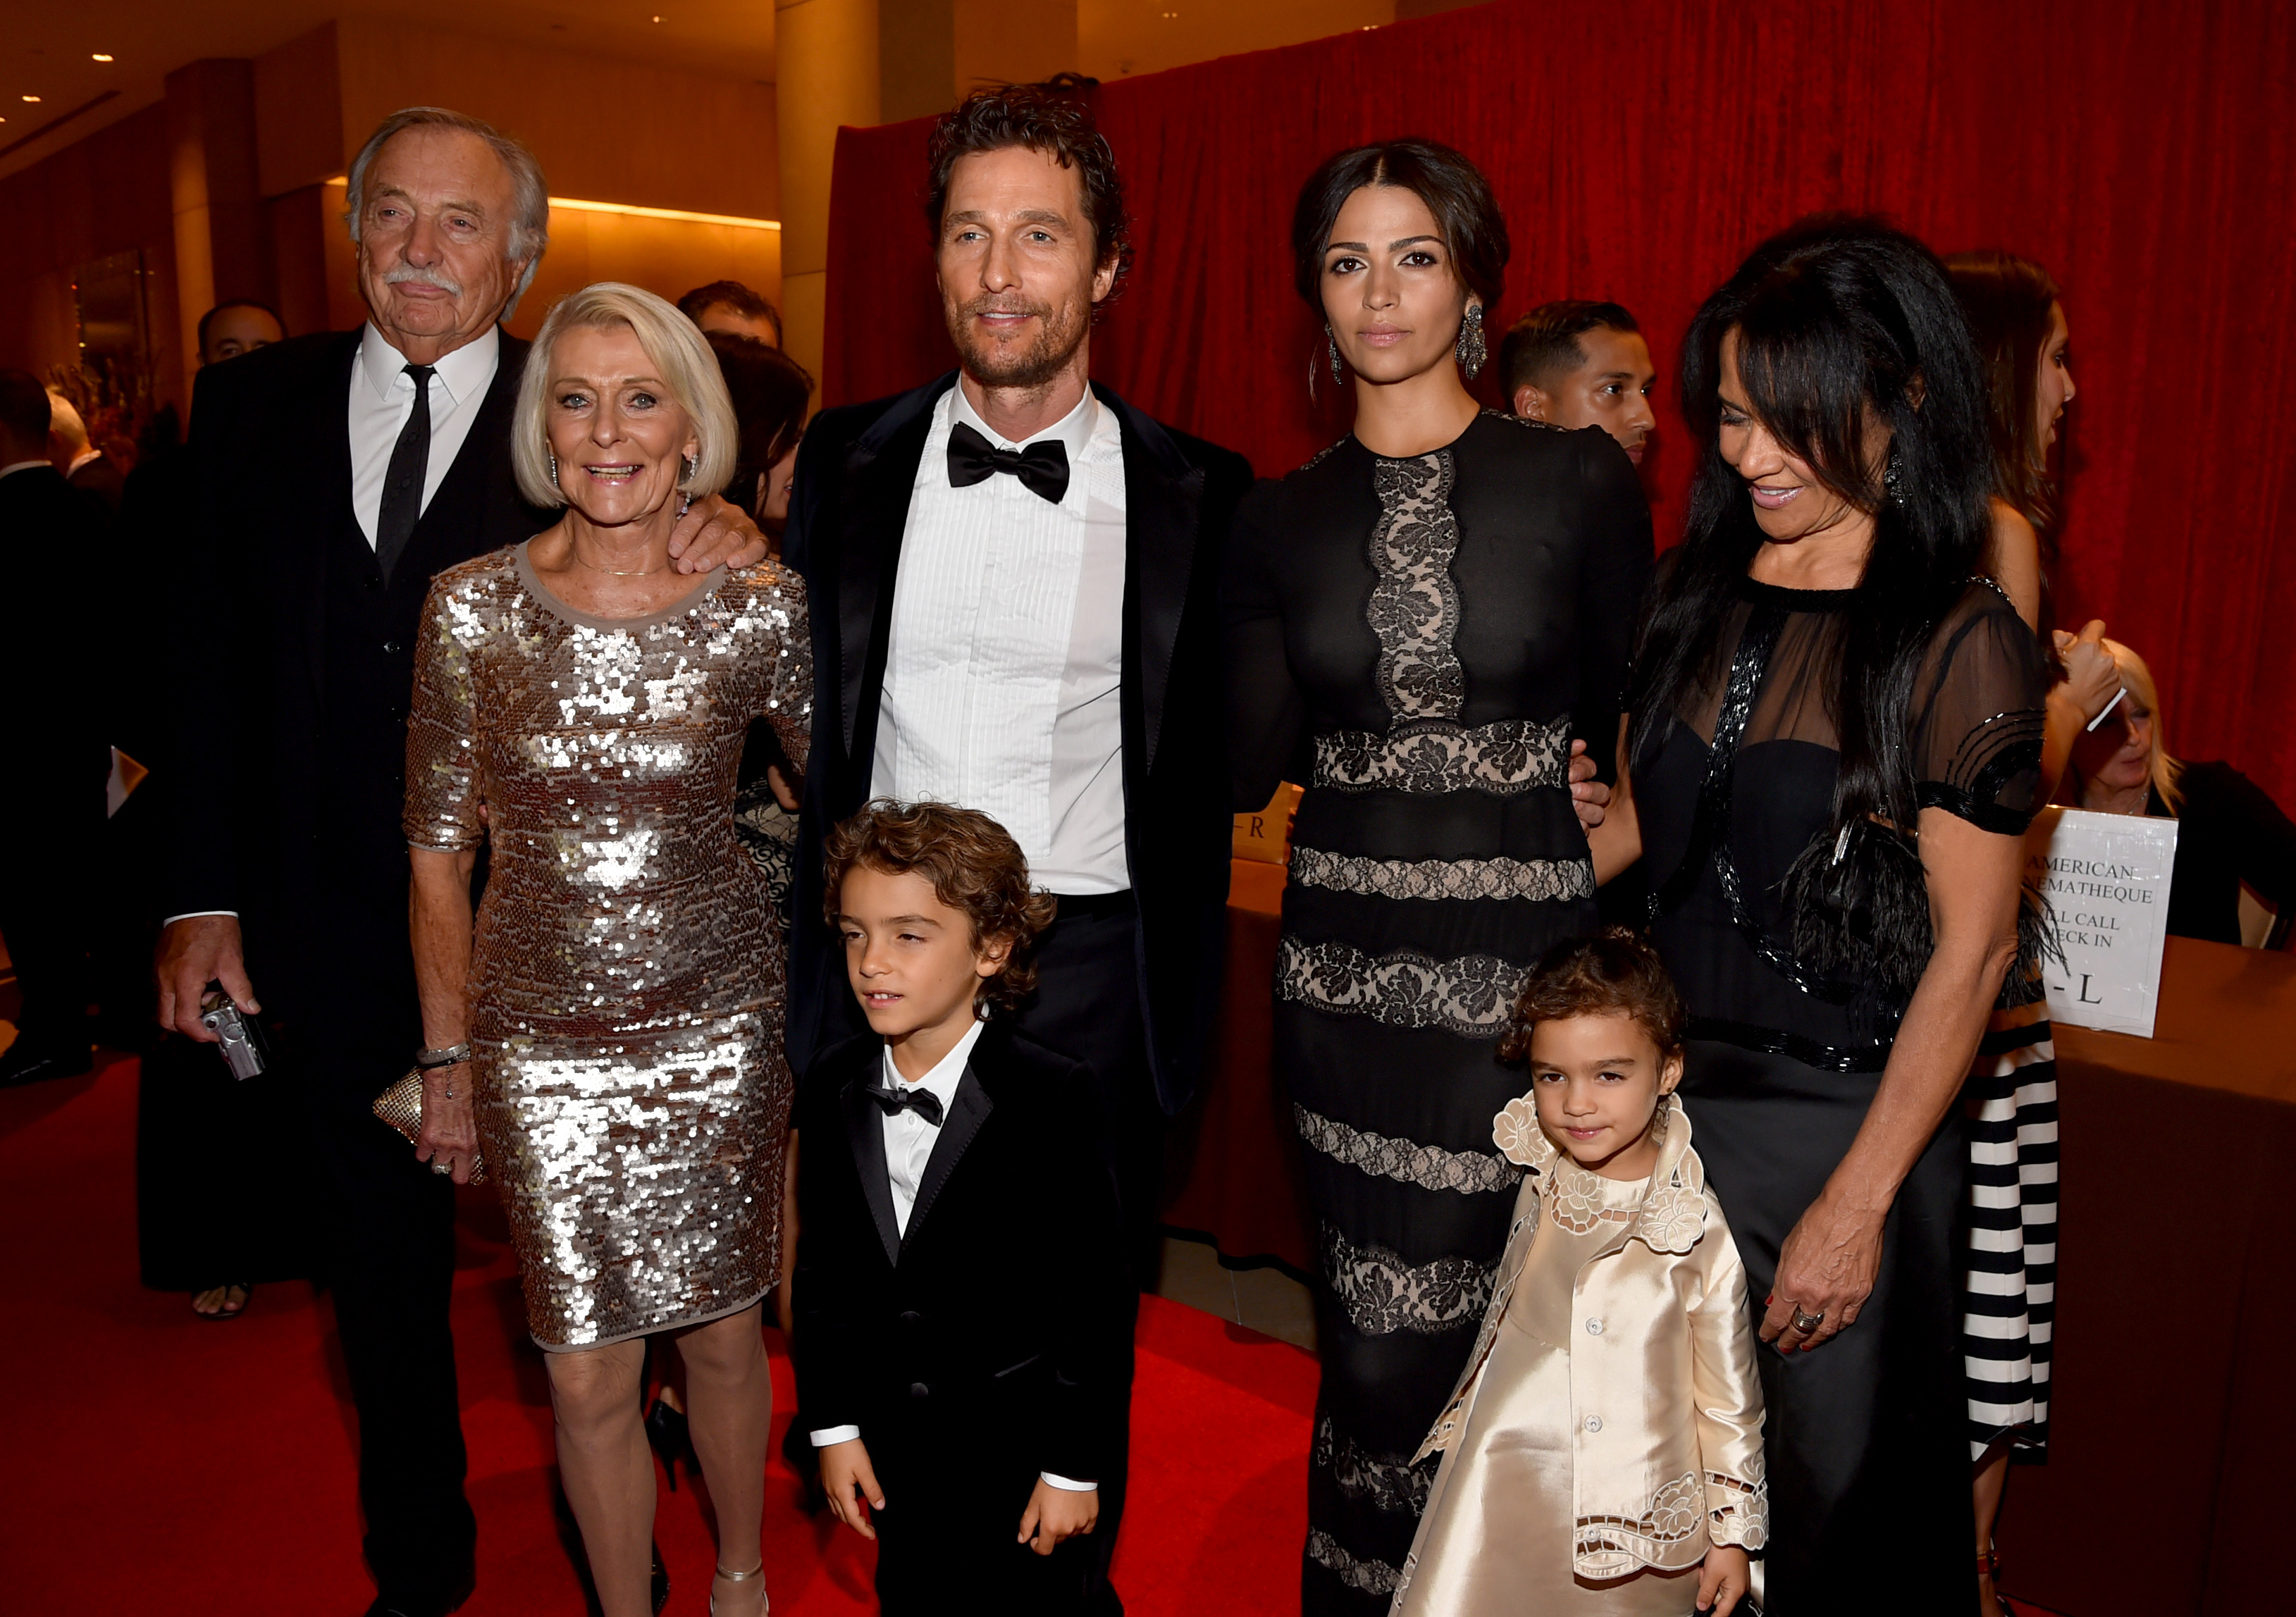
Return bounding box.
[1311,715,1572,795]
[1306,1530,1402,1596]
[1707,1473,1770,1549]
[1365,451,1465,722]
[1290,845,1595,903]
[1319,1222,1494,1337]
[1579,1472,1708,1553]
[1278,936,1527,1036]
[1294,1103,1519,1195]
[1312,1413,1437,1515]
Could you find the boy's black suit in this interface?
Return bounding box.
[794,1022,1138,1614]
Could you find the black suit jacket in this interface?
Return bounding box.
[159,328,547,1013]
[791,1022,1136,1487]
[783,374,1253,1112]
[0,465,111,780]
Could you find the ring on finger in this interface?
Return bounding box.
[431,1160,453,1176]
[1789,1306,1825,1334]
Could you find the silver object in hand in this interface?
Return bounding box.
[1789,1306,1825,1334]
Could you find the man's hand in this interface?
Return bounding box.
[820,1439,885,1540]
[1018,1480,1098,1556]
[666,492,770,574]
[417,1062,481,1185]
[156,915,257,1041]
[1696,1545,1751,1615]
[1568,738,1611,831]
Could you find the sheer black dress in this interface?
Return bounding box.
[1226,411,1653,1613]
[1635,576,2047,1616]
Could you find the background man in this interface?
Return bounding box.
[197,300,287,366]
[1500,298,1658,464]
[679,278,784,347]
[46,390,125,510]
[0,369,109,1087]
[152,105,765,1617]
[783,81,1254,1611]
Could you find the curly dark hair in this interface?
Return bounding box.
[823,800,1059,1014]
[925,75,1132,304]
[1496,927,1686,1066]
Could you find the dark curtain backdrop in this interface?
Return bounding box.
[824,0,2296,808]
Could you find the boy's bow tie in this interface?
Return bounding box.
[863,1081,944,1127]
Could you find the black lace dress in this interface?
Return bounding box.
[1634,576,2047,1616]
[1225,411,1653,1613]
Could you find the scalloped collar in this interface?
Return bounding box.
[1490,1093,1710,1256]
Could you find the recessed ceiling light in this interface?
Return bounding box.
[22,94,41,103]
[92,53,114,62]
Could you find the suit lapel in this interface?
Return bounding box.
[1099,386,1204,776]
[839,1076,902,1268]
[836,375,956,762]
[899,1066,992,1256]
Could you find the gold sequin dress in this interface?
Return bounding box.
[404,543,811,1350]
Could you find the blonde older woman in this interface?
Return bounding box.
[404,282,809,1617]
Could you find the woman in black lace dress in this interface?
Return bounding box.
[1225,141,1653,1614]
[1591,221,2049,1615]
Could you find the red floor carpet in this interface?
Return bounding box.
[0,1056,1314,1616]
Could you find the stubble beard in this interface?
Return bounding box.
[948,293,1088,391]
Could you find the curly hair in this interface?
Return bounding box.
[1496,927,1686,1066]
[925,75,1132,306]
[823,800,1059,1014]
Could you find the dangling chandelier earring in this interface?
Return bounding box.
[1326,325,1345,386]
[547,448,560,489]
[1882,442,1907,507]
[679,451,697,518]
[1456,304,1488,381]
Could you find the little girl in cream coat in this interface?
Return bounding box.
[1392,929,1767,1616]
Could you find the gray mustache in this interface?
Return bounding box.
[384,265,464,296]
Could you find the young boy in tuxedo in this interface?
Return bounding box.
[794,800,1138,1614]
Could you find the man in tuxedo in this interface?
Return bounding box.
[0,370,110,1086]
[784,81,1253,1276]
[151,106,765,1617]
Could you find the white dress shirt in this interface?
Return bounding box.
[347,321,501,549]
[163,323,503,928]
[808,1019,1094,1490]
[870,384,1129,893]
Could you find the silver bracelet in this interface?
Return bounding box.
[416,1042,472,1070]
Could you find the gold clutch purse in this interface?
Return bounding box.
[373,1069,488,1184]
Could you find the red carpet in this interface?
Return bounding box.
[0,1057,1314,1616]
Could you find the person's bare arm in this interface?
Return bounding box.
[665,492,770,573]
[1985,501,2042,632]
[1588,716,1643,886]
[156,915,258,1040]
[409,845,481,1184]
[2041,619,2118,798]
[1763,808,2023,1351]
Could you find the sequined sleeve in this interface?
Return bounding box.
[752,565,813,777]
[403,573,486,853]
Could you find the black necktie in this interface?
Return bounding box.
[863,1081,945,1128]
[374,363,437,581]
[946,420,1070,504]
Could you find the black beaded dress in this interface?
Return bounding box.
[1634,575,2047,1616]
[1224,411,1653,1613]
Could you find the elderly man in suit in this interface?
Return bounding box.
[152,106,767,1617]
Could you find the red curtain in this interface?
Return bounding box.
[824,0,2296,807]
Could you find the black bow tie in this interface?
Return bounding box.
[863,1081,945,1128]
[947,421,1070,504]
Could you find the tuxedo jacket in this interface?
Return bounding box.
[791,1022,1137,1487]
[783,374,1254,1112]
[158,328,548,1014]
[0,465,111,782]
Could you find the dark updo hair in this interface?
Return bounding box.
[708,332,813,508]
[1946,249,2065,544]
[925,75,1132,304]
[1289,139,1510,322]
[824,800,1059,1015]
[1497,927,1685,1066]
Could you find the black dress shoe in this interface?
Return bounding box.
[0,1041,94,1088]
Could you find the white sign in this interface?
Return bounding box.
[2024,805,2179,1037]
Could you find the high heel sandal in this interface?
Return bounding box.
[651,1543,671,1616]
[1979,1546,2013,1617]
[644,1394,697,1490]
[710,1563,765,1616]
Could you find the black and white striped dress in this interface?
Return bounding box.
[1964,1000,2059,1458]
[1223,413,1653,1614]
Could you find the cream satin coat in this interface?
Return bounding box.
[1407,1095,1768,1584]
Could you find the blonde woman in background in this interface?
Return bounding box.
[405,282,810,1617]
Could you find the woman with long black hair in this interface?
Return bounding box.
[1588,218,2049,1613]
[1226,140,1652,1612]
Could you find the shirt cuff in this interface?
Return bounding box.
[163,911,240,926]
[809,1425,861,1447]
[1039,1472,1097,1492]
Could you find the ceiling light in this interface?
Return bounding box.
[22,95,40,103]
[92,53,114,62]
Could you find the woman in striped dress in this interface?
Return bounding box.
[1224,140,1651,1614]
